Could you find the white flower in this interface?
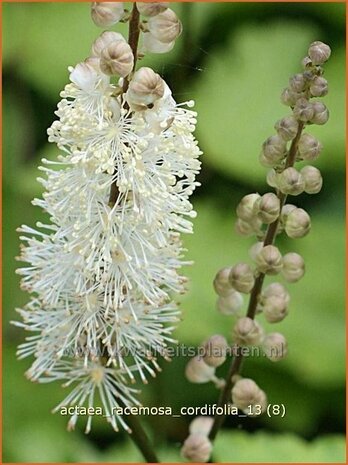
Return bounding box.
[16,48,201,432]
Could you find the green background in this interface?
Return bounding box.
[3,1,346,462]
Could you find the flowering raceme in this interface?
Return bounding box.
[15,3,201,433]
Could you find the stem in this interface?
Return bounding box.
[108,2,140,206]
[118,398,160,463]
[104,6,158,461]
[209,121,305,442]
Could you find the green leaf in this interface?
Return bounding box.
[193,22,344,184]
[214,431,346,462]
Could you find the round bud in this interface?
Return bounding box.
[302,56,312,68]
[229,263,255,294]
[202,335,229,367]
[213,267,233,297]
[293,98,314,122]
[69,61,99,92]
[261,135,287,165]
[262,295,288,323]
[262,333,288,361]
[278,167,305,196]
[280,204,297,222]
[280,88,303,107]
[216,292,244,316]
[236,193,260,222]
[185,357,215,384]
[298,133,323,161]
[232,317,264,346]
[285,208,311,239]
[256,193,280,224]
[249,242,264,261]
[91,31,126,57]
[301,165,323,194]
[266,169,279,188]
[308,41,331,65]
[263,282,290,305]
[310,101,329,125]
[289,73,307,92]
[274,116,299,141]
[310,76,328,97]
[235,217,263,236]
[142,32,175,54]
[127,67,164,108]
[231,378,267,413]
[147,9,182,44]
[254,245,283,275]
[100,40,134,77]
[281,252,305,283]
[137,2,169,17]
[189,417,214,436]
[181,433,212,463]
[91,2,124,27]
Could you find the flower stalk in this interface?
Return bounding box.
[183,41,331,462]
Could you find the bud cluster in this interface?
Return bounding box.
[184,43,330,457]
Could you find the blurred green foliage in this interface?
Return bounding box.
[3,2,345,463]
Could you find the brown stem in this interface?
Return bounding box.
[108,3,140,207]
[209,121,305,442]
[117,398,159,463]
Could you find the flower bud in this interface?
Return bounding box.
[310,76,328,97]
[308,41,331,65]
[91,31,126,57]
[142,32,175,54]
[285,208,311,239]
[280,204,297,226]
[232,378,267,413]
[236,193,260,222]
[147,9,182,43]
[261,135,287,165]
[137,2,169,17]
[255,193,280,224]
[216,291,243,316]
[263,282,290,305]
[293,98,314,122]
[91,2,124,27]
[235,218,262,236]
[202,335,229,367]
[266,169,278,188]
[181,433,212,463]
[127,67,164,108]
[274,116,299,141]
[100,40,134,77]
[310,101,329,125]
[233,317,264,346]
[229,263,255,294]
[189,416,214,436]
[262,333,288,361]
[280,88,303,107]
[213,267,233,297]
[289,73,307,92]
[69,61,99,92]
[298,133,322,161]
[254,245,283,275]
[281,252,305,283]
[262,295,288,323]
[302,56,312,68]
[301,165,323,194]
[185,356,215,384]
[278,167,305,196]
[249,242,264,261]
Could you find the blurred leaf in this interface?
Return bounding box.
[179,202,345,386]
[214,431,345,462]
[193,22,344,185]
